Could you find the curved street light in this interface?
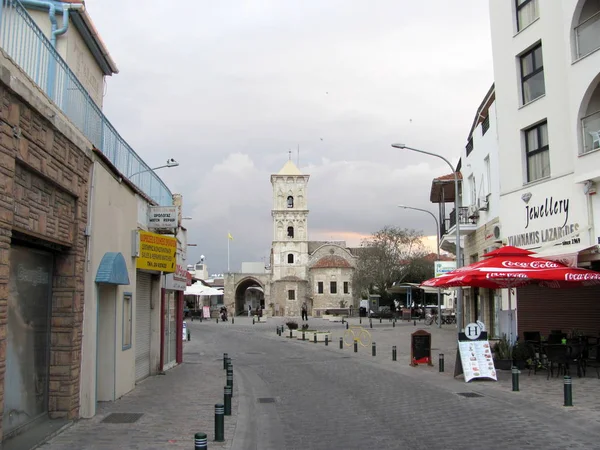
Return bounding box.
[129,158,179,178]
[392,143,464,330]
[398,205,442,328]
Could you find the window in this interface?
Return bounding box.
[484,156,491,195]
[288,289,295,300]
[330,281,337,294]
[287,196,294,208]
[466,138,474,156]
[525,121,550,182]
[122,293,132,350]
[287,226,294,238]
[482,115,490,135]
[343,282,349,294]
[317,281,323,294]
[520,44,545,104]
[516,0,538,31]
[287,253,294,264]
[468,175,476,205]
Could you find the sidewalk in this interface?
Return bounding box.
[39,324,238,450]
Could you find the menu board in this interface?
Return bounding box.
[457,339,497,382]
[411,330,432,366]
[203,306,211,319]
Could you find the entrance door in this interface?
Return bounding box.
[135,273,152,382]
[3,246,53,436]
[96,285,116,401]
[163,291,177,369]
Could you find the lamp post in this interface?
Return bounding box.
[398,205,442,328]
[129,158,179,178]
[392,143,464,330]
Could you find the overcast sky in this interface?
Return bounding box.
[86,0,493,275]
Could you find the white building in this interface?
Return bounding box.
[489,0,600,336]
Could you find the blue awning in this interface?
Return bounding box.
[95,252,130,285]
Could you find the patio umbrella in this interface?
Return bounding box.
[420,246,600,341]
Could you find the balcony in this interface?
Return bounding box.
[575,9,600,60]
[440,207,477,238]
[0,0,172,205]
[581,110,600,155]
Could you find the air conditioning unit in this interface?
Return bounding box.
[477,198,489,211]
[467,205,479,218]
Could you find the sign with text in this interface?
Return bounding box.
[164,264,190,291]
[435,261,456,278]
[454,332,497,383]
[410,330,432,366]
[148,206,178,229]
[136,230,176,273]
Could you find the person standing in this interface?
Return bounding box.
[248,304,252,317]
[301,302,308,321]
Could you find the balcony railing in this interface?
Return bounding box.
[575,9,600,60]
[448,207,471,230]
[582,110,600,155]
[0,0,172,205]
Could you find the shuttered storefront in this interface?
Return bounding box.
[135,272,152,382]
[517,285,600,338]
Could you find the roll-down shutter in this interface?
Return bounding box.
[135,272,152,382]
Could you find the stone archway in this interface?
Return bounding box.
[234,277,265,316]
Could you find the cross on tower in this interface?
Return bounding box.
[288,150,292,160]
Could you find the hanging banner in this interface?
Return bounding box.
[148,206,179,229]
[136,230,177,273]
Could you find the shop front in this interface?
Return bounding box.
[162,264,190,370]
[501,183,600,337]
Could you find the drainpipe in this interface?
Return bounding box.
[19,1,84,99]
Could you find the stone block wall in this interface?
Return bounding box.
[0,80,91,438]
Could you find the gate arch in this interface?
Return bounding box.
[234,277,265,315]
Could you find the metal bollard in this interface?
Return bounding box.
[413,320,416,326]
[214,404,225,442]
[372,342,376,357]
[380,317,382,324]
[253,318,255,324]
[342,317,345,324]
[188,330,191,341]
[231,316,234,324]
[314,333,317,344]
[564,376,573,406]
[216,316,218,324]
[346,322,349,329]
[194,432,208,450]
[339,337,343,349]
[276,326,279,335]
[224,386,232,415]
[289,330,293,339]
[512,366,519,392]
[439,354,444,372]
[354,339,358,353]
[360,317,362,324]
[392,345,397,361]
[369,319,372,329]
[227,367,233,388]
[393,320,396,328]
[302,331,305,341]
[325,335,328,346]
[223,353,229,370]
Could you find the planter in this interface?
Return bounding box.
[286,329,298,338]
[314,332,332,342]
[322,314,333,320]
[328,316,343,322]
[494,359,513,370]
[297,330,314,340]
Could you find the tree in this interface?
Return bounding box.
[352,226,428,304]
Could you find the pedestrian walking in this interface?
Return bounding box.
[301,302,308,321]
[248,304,252,317]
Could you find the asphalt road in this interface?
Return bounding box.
[206,322,600,450]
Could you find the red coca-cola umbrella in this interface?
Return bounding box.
[421,246,600,341]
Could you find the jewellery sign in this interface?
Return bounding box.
[148,206,178,229]
[136,230,177,273]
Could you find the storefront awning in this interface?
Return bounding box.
[532,244,599,268]
[95,252,130,285]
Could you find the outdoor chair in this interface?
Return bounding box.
[544,344,570,379]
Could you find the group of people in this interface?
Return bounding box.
[248,304,263,318]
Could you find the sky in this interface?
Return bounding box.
[86,0,494,275]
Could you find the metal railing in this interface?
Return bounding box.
[575,9,600,60]
[0,0,172,205]
[581,110,600,155]
[448,207,471,230]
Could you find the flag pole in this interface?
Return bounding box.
[227,232,230,272]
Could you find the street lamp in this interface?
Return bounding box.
[398,205,442,328]
[129,158,179,178]
[392,143,464,330]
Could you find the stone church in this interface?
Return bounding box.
[224,159,357,317]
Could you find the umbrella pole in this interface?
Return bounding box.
[437,288,442,328]
[508,288,513,344]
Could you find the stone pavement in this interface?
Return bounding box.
[39,324,238,450]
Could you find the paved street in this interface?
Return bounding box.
[42,316,600,449]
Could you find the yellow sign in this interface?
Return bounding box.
[136,230,177,273]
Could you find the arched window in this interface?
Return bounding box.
[288,254,294,264]
[287,196,294,208]
[287,226,294,238]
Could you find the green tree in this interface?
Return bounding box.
[352,226,428,304]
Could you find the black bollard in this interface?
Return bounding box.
[227,367,233,388]
[512,366,520,392]
[342,317,345,324]
[393,320,396,328]
[369,319,372,329]
[325,335,329,346]
[231,316,234,324]
[187,330,191,342]
[314,333,317,344]
[223,353,229,370]
[216,316,218,324]
[194,432,208,450]
[339,337,343,349]
[214,404,225,442]
[346,322,349,330]
[289,330,293,338]
[564,376,573,407]
[413,320,416,326]
[302,331,305,341]
[392,345,397,361]
[380,317,382,324]
[372,342,376,357]
[253,318,255,324]
[354,339,358,353]
[224,386,232,415]
[360,317,362,324]
[439,353,444,372]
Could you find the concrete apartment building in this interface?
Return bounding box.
[489,0,600,337]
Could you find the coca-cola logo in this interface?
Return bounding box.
[564,272,600,281]
[486,272,528,279]
[501,260,560,269]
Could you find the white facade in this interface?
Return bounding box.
[489,0,600,257]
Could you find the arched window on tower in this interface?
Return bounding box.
[287,196,294,208]
[287,226,294,238]
[288,254,294,264]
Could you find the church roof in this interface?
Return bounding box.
[312,255,352,269]
[277,160,303,175]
